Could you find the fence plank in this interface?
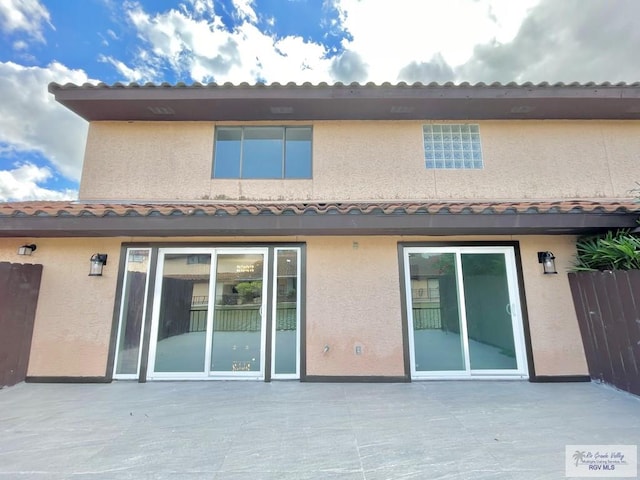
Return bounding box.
[595,271,626,389]
[0,263,12,387]
[617,271,640,395]
[569,273,599,377]
[584,273,614,384]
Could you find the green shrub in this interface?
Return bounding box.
[235,281,262,302]
[573,229,640,271]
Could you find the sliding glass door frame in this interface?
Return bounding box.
[402,244,530,380]
[109,243,305,382]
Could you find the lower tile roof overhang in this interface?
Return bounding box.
[0,201,638,238]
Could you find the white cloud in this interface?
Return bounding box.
[98,53,157,82]
[231,0,258,24]
[113,0,551,85]
[118,1,335,84]
[458,0,640,83]
[0,0,53,43]
[0,61,91,181]
[13,40,28,50]
[332,0,539,83]
[0,162,77,201]
[185,0,215,19]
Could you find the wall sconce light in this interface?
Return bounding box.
[89,253,108,276]
[18,244,37,256]
[537,251,557,274]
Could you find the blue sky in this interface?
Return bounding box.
[1,0,640,201]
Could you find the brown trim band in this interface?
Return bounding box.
[0,211,635,237]
[49,82,640,122]
[303,375,410,383]
[529,375,591,383]
[25,376,111,383]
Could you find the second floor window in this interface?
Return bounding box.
[213,126,312,179]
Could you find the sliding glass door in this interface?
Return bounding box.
[145,247,274,380]
[404,246,528,379]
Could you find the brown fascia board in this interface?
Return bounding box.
[0,211,636,238]
[48,82,640,122]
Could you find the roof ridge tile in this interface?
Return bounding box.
[47,81,640,90]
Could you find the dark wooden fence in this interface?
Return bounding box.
[0,262,42,388]
[568,270,640,396]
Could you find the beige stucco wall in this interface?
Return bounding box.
[0,234,587,379]
[514,235,588,376]
[304,236,405,376]
[79,120,639,202]
[79,122,214,201]
[0,238,121,377]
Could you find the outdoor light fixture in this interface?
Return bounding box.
[537,251,557,274]
[89,253,108,276]
[17,244,37,256]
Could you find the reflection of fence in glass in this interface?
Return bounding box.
[412,287,440,300]
[412,306,442,330]
[188,304,297,332]
[191,295,208,306]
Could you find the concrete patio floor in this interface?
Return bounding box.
[0,380,638,479]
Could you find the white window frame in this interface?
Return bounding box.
[112,248,152,380]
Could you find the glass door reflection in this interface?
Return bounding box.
[461,253,518,371]
[153,253,211,374]
[272,248,300,378]
[210,251,267,377]
[407,252,466,373]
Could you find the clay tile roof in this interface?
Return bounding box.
[1,199,638,218]
[1,200,637,238]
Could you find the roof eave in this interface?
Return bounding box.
[48,83,640,122]
[0,211,635,238]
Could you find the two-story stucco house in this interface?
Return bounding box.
[1,82,638,385]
